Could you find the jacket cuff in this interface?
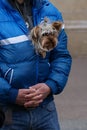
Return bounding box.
[45,80,59,94]
[8,88,18,103]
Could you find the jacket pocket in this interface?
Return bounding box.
[0,65,14,84]
[4,68,14,84]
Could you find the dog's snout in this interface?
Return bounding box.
[42,32,49,36]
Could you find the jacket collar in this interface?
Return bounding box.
[1,0,49,10]
[32,0,48,9]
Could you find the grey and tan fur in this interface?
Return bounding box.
[30,18,62,58]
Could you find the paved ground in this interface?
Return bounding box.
[54,58,87,130]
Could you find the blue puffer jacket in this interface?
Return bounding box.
[0,0,72,105]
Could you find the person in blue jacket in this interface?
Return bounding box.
[0,0,72,129]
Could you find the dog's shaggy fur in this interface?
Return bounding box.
[30,18,62,58]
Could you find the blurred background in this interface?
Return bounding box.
[51,0,87,130]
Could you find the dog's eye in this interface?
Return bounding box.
[53,27,56,30]
[42,33,45,36]
[46,32,49,35]
[42,32,49,36]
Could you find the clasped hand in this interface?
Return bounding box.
[16,83,51,108]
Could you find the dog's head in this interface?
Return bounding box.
[30,18,62,58]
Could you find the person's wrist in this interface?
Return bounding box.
[43,83,51,95]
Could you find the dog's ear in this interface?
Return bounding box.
[30,26,41,43]
[52,21,62,31]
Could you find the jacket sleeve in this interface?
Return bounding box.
[0,75,18,104]
[45,29,72,94]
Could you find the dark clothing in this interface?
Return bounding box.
[0,108,5,128]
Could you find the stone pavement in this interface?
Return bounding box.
[54,58,87,130]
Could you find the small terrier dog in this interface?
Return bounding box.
[30,18,63,58]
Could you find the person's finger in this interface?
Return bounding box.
[26,88,36,94]
[25,89,41,100]
[30,84,41,90]
[25,92,38,100]
[24,99,43,108]
[31,94,43,100]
